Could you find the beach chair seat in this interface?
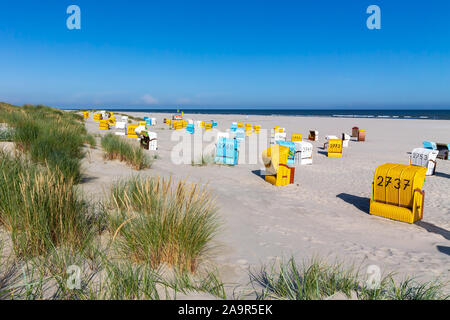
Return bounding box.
[215,137,239,165]
[127,124,139,138]
[262,145,295,186]
[369,163,426,223]
[308,130,318,141]
[410,148,438,176]
[327,139,343,157]
[342,133,351,147]
[293,141,313,165]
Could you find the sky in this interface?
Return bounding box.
[0,0,449,109]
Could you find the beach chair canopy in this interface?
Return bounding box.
[422,141,437,150]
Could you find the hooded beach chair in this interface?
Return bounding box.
[369,163,426,223]
[230,122,238,132]
[186,124,195,134]
[342,133,351,148]
[253,125,261,133]
[293,141,313,165]
[235,128,245,143]
[121,115,128,122]
[262,145,295,186]
[237,122,244,129]
[291,133,302,142]
[410,148,438,176]
[358,130,366,142]
[436,143,449,160]
[215,137,239,165]
[146,118,152,127]
[327,139,343,157]
[276,141,295,165]
[245,124,253,136]
[127,124,139,138]
[83,112,89,119]
[352,127,359,138]
[99,119,110,130]
[148,132,158,150]
[93,113,102,121]
[114,121,127,136]
[205,123,212,131]
[308,130,318,141]
[211,120,218,128]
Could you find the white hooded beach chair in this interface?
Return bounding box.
[148,132,158,150]
[342,133,351,148]
[293,141,313,165]
[114,121,127,136]
[410,148,438,176]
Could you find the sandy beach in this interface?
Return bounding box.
[80,112,450,292]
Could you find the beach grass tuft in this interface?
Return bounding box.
[101,133,151,170]
[250,256,449,300]
[108,176,220,272]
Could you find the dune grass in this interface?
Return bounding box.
[0,151,94,258]
[108,176,219,272]
[250,256,449,300]
[101,133,151,170]
[0,103,90,182]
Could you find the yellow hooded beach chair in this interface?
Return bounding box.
[369,163,426,223]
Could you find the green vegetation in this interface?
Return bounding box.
[101,133,151,170]
[0,103,90,182]
[0,151,94,258]
[108,176,219,272]
[250,257,449,300]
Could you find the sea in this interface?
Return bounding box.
[71,108,450,120]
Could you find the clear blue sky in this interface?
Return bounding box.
[0,0,449,109]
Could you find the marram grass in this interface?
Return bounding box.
[108,176,220,272]
[101,133,151,170]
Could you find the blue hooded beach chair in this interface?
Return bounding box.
[186,124,195,134]
[215,137,238,165]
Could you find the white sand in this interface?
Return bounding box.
[82,112,450,291]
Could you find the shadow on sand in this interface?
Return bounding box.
[336,193,370,214]
[435,171,450,179]
[416,221,450,241]
[251,169,266,181]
